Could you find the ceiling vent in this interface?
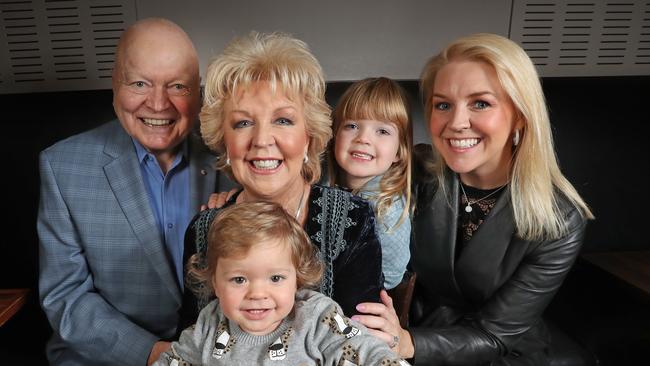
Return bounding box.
[0,0,136,94]
[510,0,650,77]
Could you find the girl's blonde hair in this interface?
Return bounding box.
[420,33,593,241]
[201,31,332,184]
[186,201,323,299]
[329,77,412,228]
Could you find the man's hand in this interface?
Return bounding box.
[147,341,171,366]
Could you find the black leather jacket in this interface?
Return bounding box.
[409,171,587,365]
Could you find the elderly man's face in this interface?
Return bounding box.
[113,28,200,165]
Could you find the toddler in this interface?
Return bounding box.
[329,77,412,289]
[156,201,409,365]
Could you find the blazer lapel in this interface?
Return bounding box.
[187,131,217,215]
[455,186,517,303]
[102,123,182,304]
[413,173,463,300]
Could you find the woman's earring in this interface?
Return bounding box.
[225,154,230,166]
[513,129,520,147]
[303,154,309,164]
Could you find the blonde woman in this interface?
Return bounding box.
[354,33,593,365]
[180,32,383,325]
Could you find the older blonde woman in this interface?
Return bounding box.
[354,33,594,365]
[180,32,383,323]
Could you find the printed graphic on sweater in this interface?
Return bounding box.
[268,327,293,360]
[323,307,360,339]
[338,343,361,365]
[212,321,235,359]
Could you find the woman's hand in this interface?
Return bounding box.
[147,340,171,365]
[353,289,415,358]
[200,188,239,211]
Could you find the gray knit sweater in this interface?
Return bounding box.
[155,289,410,365]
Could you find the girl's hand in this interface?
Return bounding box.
[200,188,238,211]
[353,289,414,358]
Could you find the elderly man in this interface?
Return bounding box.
[38,18,232,365]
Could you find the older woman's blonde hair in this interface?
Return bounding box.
[186,201,323,299]
[420,33,593,241]
[329,77,412,229]
[201,31,332,184]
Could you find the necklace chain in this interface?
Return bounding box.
[459,179,506,213]
[294,185,306,220]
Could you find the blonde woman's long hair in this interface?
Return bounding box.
[420,33,593,241]
[201,31,332,184]
[329,77,412,229]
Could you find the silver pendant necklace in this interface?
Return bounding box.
[459,179,506,213]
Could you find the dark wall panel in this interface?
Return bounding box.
[0,76,647,362]
[2,76,648,287]
[543,76,648,252]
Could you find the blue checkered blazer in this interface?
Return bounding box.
[38,120,226,365]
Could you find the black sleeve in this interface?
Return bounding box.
[177,207,222,334]
[177,212,202,334]
[332,202,384,316]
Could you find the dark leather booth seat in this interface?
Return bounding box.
[547,318,598,366]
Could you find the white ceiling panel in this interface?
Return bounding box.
[510,0,650,77]
[0,0,136,94]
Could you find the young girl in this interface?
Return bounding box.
[157,201,409,366]
[329,77,413,290]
